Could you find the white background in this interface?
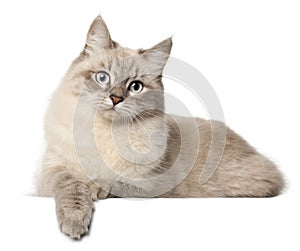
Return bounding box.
[0,0,299,250]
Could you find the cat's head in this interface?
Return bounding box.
[67,16,172,122]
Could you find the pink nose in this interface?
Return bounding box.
[110,95,124,105]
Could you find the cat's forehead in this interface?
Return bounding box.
[90,48,146,81]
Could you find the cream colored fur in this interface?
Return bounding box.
[35,16,284,239]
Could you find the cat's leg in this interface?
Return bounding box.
[37,165,93,239]
[218,154,285,197]
[163,155,284,198]
[216,127,285,197]
[36,153,110,239]
[54,167,94,239]
[164,119,285,198]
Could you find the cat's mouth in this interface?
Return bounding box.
[99,105,115,111]
[97,106,132,122]
[100,107,116,114]
[101,105,125,115]
[103,105,124,113]
[103,107,114,110]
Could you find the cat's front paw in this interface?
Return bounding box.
[56,201,93,239]
[88,181,111,201]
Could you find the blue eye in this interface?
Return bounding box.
[95,71,110,85]
[128,81,143,93]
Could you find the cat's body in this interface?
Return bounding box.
[36,16,284,239]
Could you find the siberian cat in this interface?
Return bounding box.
[36,16,284,239]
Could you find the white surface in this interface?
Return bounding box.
[2,195,298,251]
[0,0,299,250]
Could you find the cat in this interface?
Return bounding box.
[35,16,285,239]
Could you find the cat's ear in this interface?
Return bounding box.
[140,37,172,74]
[84,16,114,54]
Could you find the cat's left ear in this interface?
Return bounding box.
[140,37,173,74]
[84,16,115,54]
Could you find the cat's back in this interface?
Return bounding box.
[165,114,284,197]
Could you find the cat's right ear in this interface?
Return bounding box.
[84,16,114,55]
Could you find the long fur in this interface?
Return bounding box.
[35,16,284,239]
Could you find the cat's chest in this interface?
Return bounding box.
[94,123,158,167]
[76,120,167,181]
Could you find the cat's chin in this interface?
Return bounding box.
[96,108,115,121]
[97,108,131,123]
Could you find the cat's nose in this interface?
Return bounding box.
[110,95,124,106]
